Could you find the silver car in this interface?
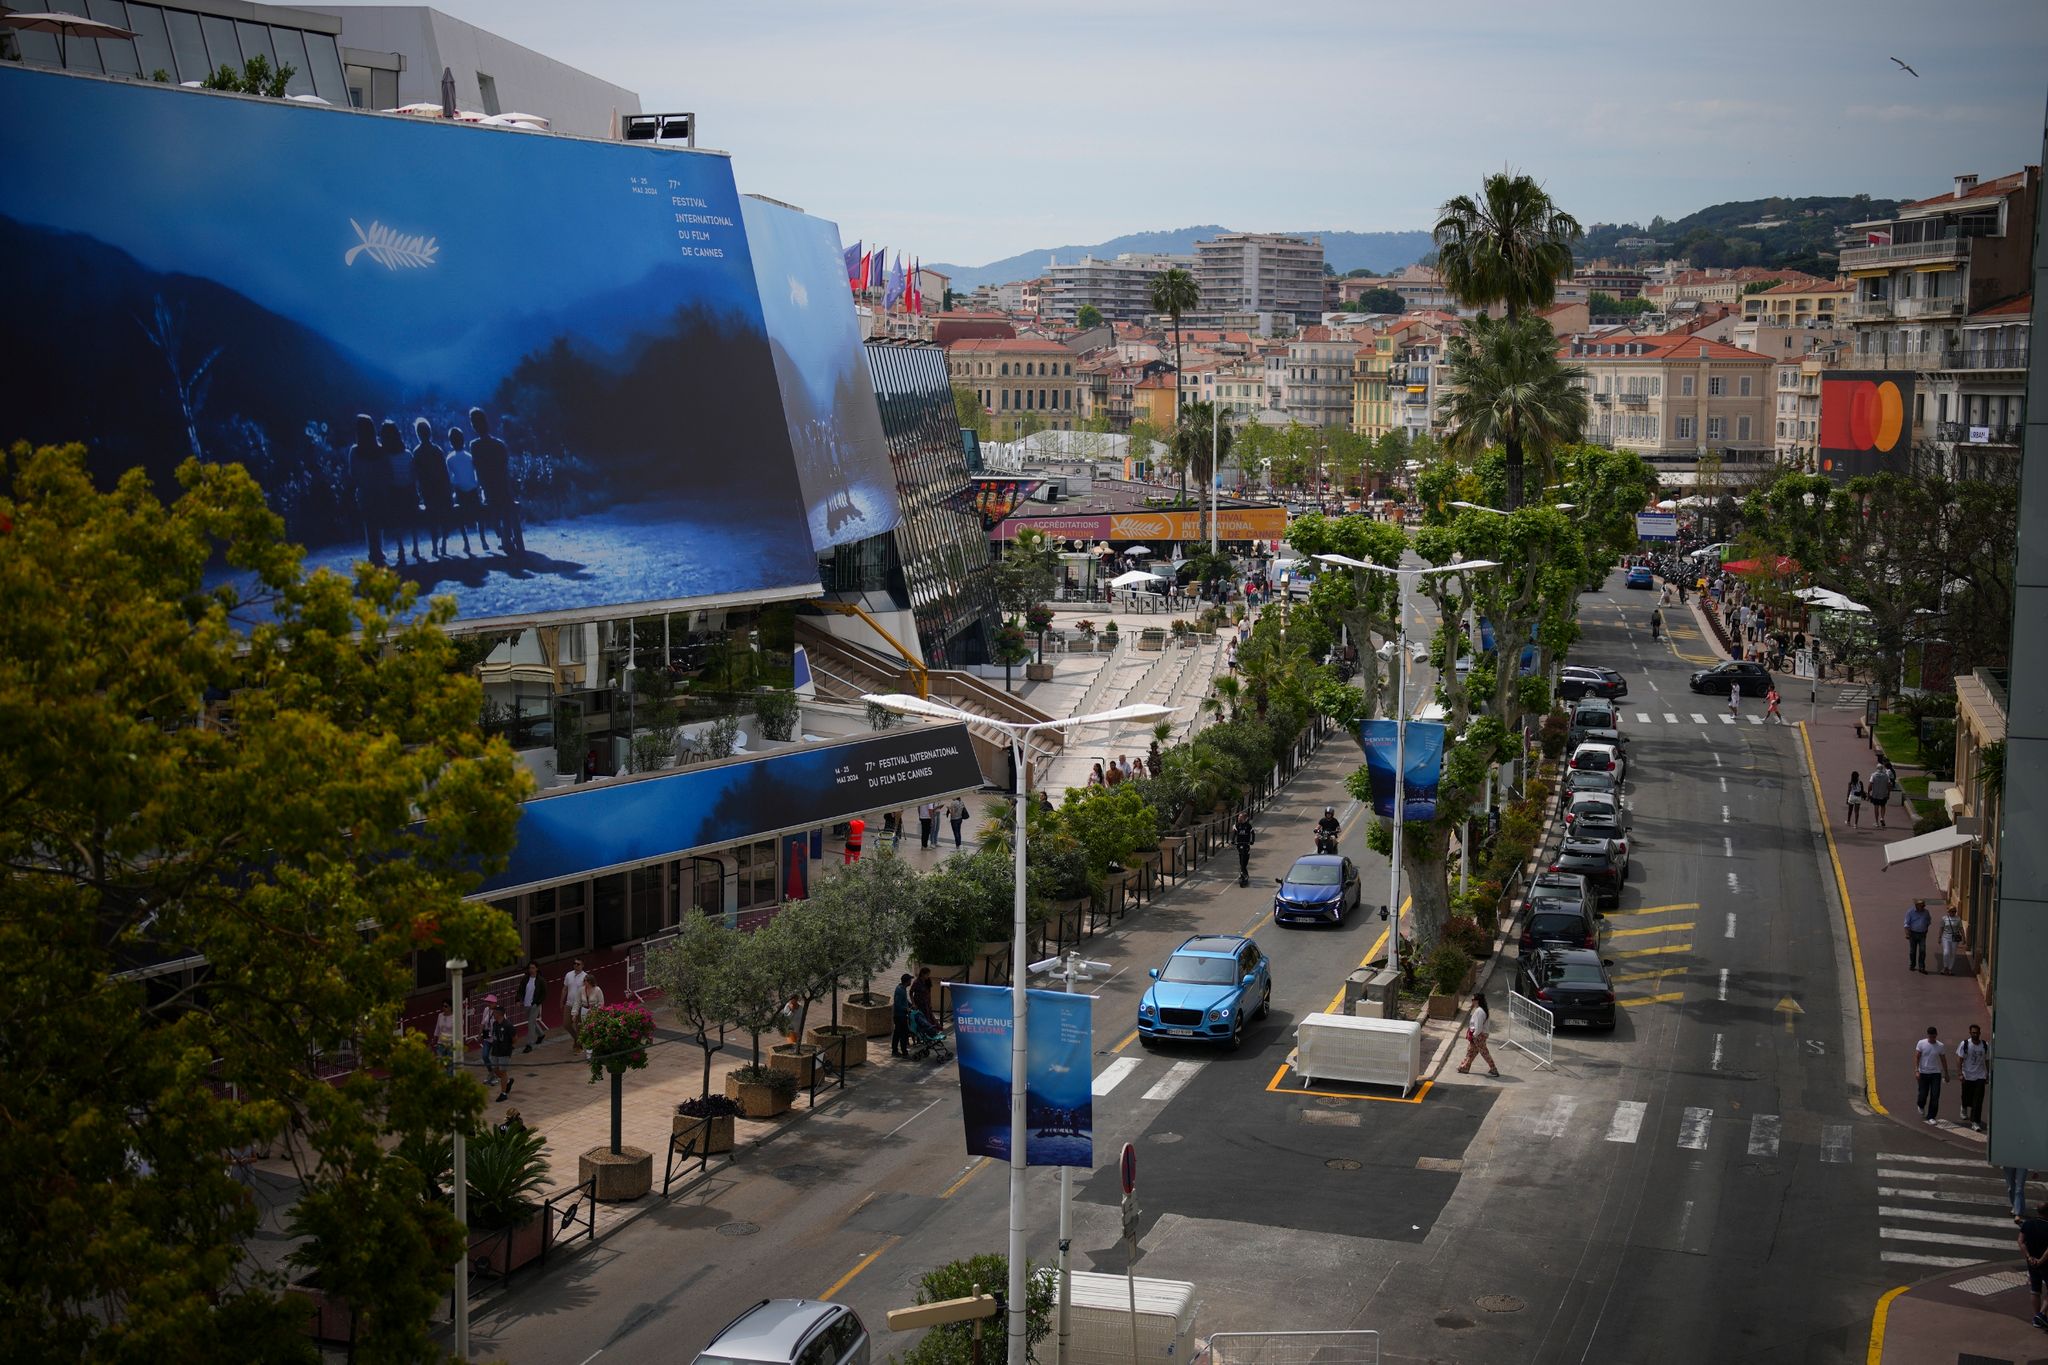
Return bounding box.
[695,1300,869,1365]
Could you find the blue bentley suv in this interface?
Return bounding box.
[1137,934,1272,1049]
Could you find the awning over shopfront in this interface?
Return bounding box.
[1881,825,1974,870]
[480,722,987,896]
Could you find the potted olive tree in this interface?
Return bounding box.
[815,853,914,1039]
[645,911,743,1156]
[725,913,805,1116]
[907,857,994,1011]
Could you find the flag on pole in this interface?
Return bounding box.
[885,254,906,310]
[907,258,922,315]
[844,239,862,290]
[866,246,881,292]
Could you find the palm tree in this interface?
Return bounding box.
[1148,266,1201,500]
[1433,172,1583,508]
[1439,314,1588,509]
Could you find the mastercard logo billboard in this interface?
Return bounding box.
[1818,372,1914,479]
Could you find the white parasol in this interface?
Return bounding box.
[1110,569,1166,588]
[1,10,135,68]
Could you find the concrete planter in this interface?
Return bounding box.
[578,1145,652,1203]
[769,1043,821,1087]
[672,1110,736,1156]
[726,1071,794,1119]
[1425,991,1462,1021]
[844,996,895,1038]
[1025,662,1056,682]
[807,1026,868,1068]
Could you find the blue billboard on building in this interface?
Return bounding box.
[0,66,819,624]
[741,197,900,552]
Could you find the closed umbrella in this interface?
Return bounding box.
[439,65,457,119]
[1,10,136,68]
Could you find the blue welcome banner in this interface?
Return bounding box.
[949,984,1093,1168]
[1359,719,1446,822]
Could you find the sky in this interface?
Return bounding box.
[349,0,2048,269]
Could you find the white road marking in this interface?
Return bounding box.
[1721,804,1730,822]
[1648,679,1660,691]
[1091,1057,1141,1097]
[1880,1227,2020,1251]
[1664,712,1679,723]
[1747,1114,1781,1157]
[1690,713,1709,725]
[885,1098,944,1139]
[1725,912,1737,939]
[1606,1100,1647,1144]
[1678,1107,1713,1150]
[1821,1125,1853,1164]
[1532,1095,1580,1138]
[1879,1205,2021,1229]
[1710,1034,1724,1071]
[1882,1250,1984,1268]
[1719,775,1727,792]
[1719,713,1736,725]
[1876,1152,1995,1168]
[1141,1060,1204,1103]
[1876,1168,2011,1186]
[1723,837,1734,858]
[1727,872,1740,893]
[1676,1199,1695,1243]
[1877,1185,2015,1205]
[1713,752,1723,767]
[1747,715,1764,725]
[1635,711,1652,723]
[1717,969,1729,1002]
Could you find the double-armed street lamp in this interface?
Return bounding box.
[861,693,1177,1365]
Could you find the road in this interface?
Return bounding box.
[466,571,1986,1365]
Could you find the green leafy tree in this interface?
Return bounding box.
[992,622,1032,693]
[901,1254,1055,1365]
[201,54,295,97]
[643,911,744,1100]
[0,443,527,1362]
[1439,314,1588,514]
[1587,291,1654,318]
[954,384,991,439]
[1355,286,1407,314]
[1076,303,1104,329]
[1147,266,1201,499]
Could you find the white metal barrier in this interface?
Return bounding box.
[1206,1329,1382,1365]
[1504,989,1556,1070]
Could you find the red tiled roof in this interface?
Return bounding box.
[948,336,1075,353]
[1899,168,2036,213]
[1970,293,2032,318]
[1559,333,1775,363]
[1756,278,1849,295]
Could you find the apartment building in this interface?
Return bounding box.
[1195,233,1327,326]
[1772,348,1845,470]
[1742,277,1849,328]
[1043,252,1196,323]
[1214,360,1268,419]
[1839,169,2038,470]
[1565,334,1775,478]
[1577,265,1650,299]
[1650,266,1820,309]
[1282,328,1362,428]
[1353,324,1401,438]
[947,337,1083,435]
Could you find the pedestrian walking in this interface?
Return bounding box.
[1958,1024,1990,1132]
[891,809,908,849]
[947,795,969,849]
[519,961,549,1052]
[1765,687,1783,724]
[1914,1025,1949,1124]
[479,996,504,1090]
[561,958,588,1047]
[1940,906,1966,974]
[1905,899,1932,973]
[843,816,865,864]
[1088,762,1106,788]
[1867,763,1894,828]
[917,801,936,849]
[2019,1202,2048,1330]
[1846,771,1865,826]
[1650,607,1663,641]
[910,966,935,1027]
[571,974,605,1057]
[2007,1167,2033,1220]
[489,997,516,1103]
[891,973,913,1057]
[1457,993,1499,1077]
[1727,686,1741,719]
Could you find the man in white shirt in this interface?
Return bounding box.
[1914,1025,1950,1124]
[1957,1024,1991,1132]
[561,958,588,1047]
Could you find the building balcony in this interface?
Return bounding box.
[1619,393,1649,408]
[1952,345,2031,370]
[1592,391,1612,404]
[1844,299,1892,322]
[1896,296,1964,320]
[1838,236,1969,270]
[1852,345,2031,372]
[1937,422,2024,446]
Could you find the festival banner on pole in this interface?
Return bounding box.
[1358,719,1446,821]
[949,983,1093,1167]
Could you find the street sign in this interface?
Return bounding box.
[1634,511,1678,541]
[1119,1141,1136,1195]
[1121,1192,1140,1243]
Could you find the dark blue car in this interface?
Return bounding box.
[1272,854,1360,925]
[1137,934,1271,1049]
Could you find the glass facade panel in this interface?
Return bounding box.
[270,26,314,97]
[304,33,346,105]
[87,0,141,76]
[232,20,274,68]
[629,863,668,940]
[6,0,63,69]
[126,3,175,81]
[592,872,626,948]
[198,14,240,71]
[163,7,207,82]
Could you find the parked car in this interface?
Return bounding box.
[1273,854,1361,925]
[1565,791,1626,838]
[695,1301,870,1365]
[1557,665,1628,702]
[1552,837,1628,908]
[1568,740,1626,786]
[1528,870,1592,920]
[1625,565,1655,590]
[1138,934,1272,1048]
[1568,698,1627,751]
[1563,767,1620,800]
[1520,889,1601,952]
[1515,947,1618,1030]
[1689,660,1774,697]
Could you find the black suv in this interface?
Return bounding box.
[1515,947,1618,1030]
[1689,659,1774,697]
[1551,838,1627,908]
[1520,876,1601,952]
[1557,665,1627,702]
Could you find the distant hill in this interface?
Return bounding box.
[1578,195,1902,275]
[930,225,1436,291]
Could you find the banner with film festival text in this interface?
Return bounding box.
[948,983,1093,1168]
[1358,719,1446,822]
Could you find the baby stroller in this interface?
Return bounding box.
[908,1008,952,1062]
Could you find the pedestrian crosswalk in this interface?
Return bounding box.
[1629,710,1770,727]
[1875,1152,2040,1269]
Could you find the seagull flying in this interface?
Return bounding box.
[1891,57,1919,77]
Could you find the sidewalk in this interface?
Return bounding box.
[1872,1264,2048,1364]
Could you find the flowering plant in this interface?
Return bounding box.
[580,1001,654,1084]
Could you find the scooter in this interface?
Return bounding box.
[1314,830,1339,856]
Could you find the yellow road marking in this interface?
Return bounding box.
[1867,1284,1910,1364]
[1609,966,1686,985]
[1799,721,1884,1115]
[1617,992,1684,1008]
[1612,943,1691,958]
[1610,902,1701,916]
[1110,1029,1140,1054]
[1265,1065,1436,1104]
[820,1234,900,1300]
[940,1158,990,1199]
[1607,921,1695,938]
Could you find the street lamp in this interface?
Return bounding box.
[862,693,1178,1365]
[1314,554,1497,981]
[446,956,470,1360]
[1027,950,1111,1365]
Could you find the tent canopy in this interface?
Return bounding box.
[1109,568,1165,588]
[1882,826,1973,869]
